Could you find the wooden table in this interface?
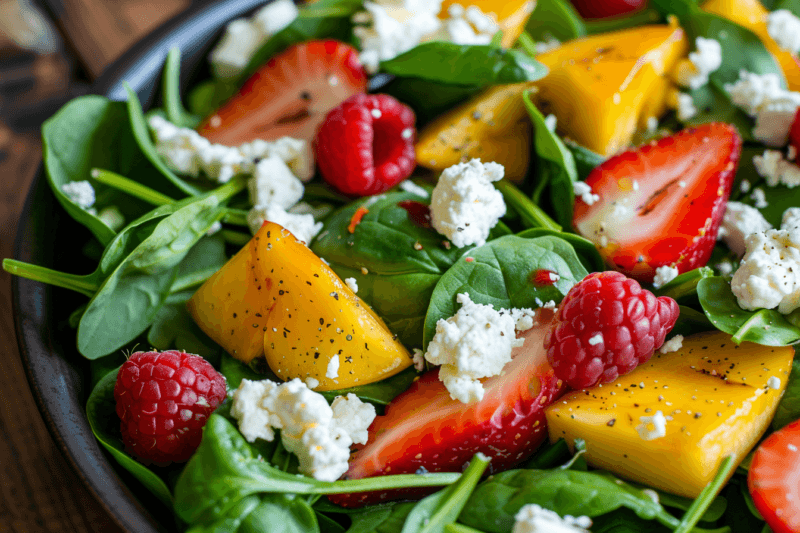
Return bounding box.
[0,1,191,530]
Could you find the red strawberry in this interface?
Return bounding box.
[197,40,368,146]
[544,271,679,389]
[114,350,226,465]
[789,107,800,163]
[328,309,566,508]
[573,123,742,284]
[315,93,417,196]
[570,0,646,19]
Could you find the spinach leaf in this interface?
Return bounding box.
[584,9,664,35]
[163,47,201,129]
[524,0,586,42]
[672,306,715,338]
[774,0,800,15]
[85,367,174,509]
[697,276,800,346]
[565,140,606,181]
[41,96,184,245]
[589,509,673,533]
[423,235,589,350]
[317,512,347,533]
[380,43,547,87]
[187,78,239,118]
[773,351,800,429]
[401,454,490,533]
[174,415,461,525]
[458,469,678,533]
[517,228,604,273]
[380,77,482,126]
[523,90,578,228]
[654,267,714,304]
[720,482,765,533]
[187,494,319,533]
[346,504,416,533]
[524,439,572,469]
[148,291,223,364]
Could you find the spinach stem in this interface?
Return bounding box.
[91,168,175,206]
[221,229,252,247]
[674,456,736,533]
[445,524,485,533]
[222,208,249,227]
[3,259,98,298]
[164,47,200,129]
[517,31,539,58]
[495,179,560,231]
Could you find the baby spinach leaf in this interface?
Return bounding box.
[565,140,606,181]
[672,306,715,338]
[148,291,223,365]
[697,276,800,346]
[525,0,586,42]
[589,509,673,533]
[187,78,239,118]
[458,469,677,533]
[774,0,800,14]
[423,235,589,349]
[317,511,347,533]
[523,90,577,228]
[524,439,572,469]
[380,43,548,87]
[720,482,765,533]
[772,352,800,429]
[187,494,319,533]
[345,504,416,533]
[654,267,714,304]
[517,228,604,273]
[85,367,174,509]
[163,47,201,129]
[380,77,482,126]
[584,8,664,35]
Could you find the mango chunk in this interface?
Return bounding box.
[255,223,412,391]
[415,82,535,182]
[439,0,535,48]
[702,0,800,91]
[545,331,793,498]
[534,23,688,156]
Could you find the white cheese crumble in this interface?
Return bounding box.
[327,355,340,379]
[544,113,557,133]
[437,3,498,46]
[659,335,684,354]
[675,92,698,122]
[61,181,96,210]
[513,504,592,533]
[588,333,603,346]
[750,188,769,209]
[247,204,323,245]
[637,410,667,440]
[430,159,505,248]
[97,206,125,232]
[768,9,800,54]
[424,293,531,403]
[210,0,299,79]
[573,181,599,205]
[652,265,679,289]
[674,37,723,90]
[768,376,782,390]
[305,377,320,390]
[717,260,735,277]
[344,277,359,294]
[534,37,561,54]
[230,378,376,481]
[398,179,429,198]
[753,149,800,188]
[412,348,425,372]
[247,155,304,210]
[726,71,800,146]
[717,201,773,257]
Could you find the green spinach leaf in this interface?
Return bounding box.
[187,78,239,118]
[187,494,319,533]
[423,235,589,349]
[524,0,586,42]
[773,351,800,429]
[380,77,482,126]
[565,140,606,181]
[584,9,664,35]
[774,0,800,15]
[517,228,604,273]
[346,504,416,533]
[163,47,201,128]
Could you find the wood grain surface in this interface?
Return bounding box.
[0,1,191,531]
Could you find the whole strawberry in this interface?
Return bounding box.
[315,93,416,196]
[114,350,226,464]
[544,271,679,389]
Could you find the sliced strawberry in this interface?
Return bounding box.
[573,123,742,284]
[328,309,566,508]
[570,0,646,19]
[748,418,800,533]
[789,107,800,163]
[197,40,368,145]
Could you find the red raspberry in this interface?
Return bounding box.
[315,93,416,196]
[114,350,226,465]
[544,271,679,389]
[789,107,800,163]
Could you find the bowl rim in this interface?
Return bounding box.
[12,1,269,531]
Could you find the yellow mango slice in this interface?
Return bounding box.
[256,223,412,391]
[415,82,535,182]
[702,0,800,91]
[439,0,535,48]
[545,331,793,498]
[534,23,689,156]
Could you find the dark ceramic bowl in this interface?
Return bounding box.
[12,1,270,531]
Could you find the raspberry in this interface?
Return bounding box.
[315,93,416,196]
[544,271,680,389]
[114,350,226,464]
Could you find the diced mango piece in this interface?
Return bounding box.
[415,82,535,182]
[439,0,535,48]
[534,23,688,156]
[545,331,794,498]
[702,0,800,91]
[256,223,412,391]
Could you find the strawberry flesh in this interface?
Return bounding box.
[328,309,566,508]
[789,107,800,163]
[197,40,368,145]
[573,123,742,283]
[570,0,646,19]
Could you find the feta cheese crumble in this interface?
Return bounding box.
[399,179,429,198]
[674,37,723,90]
[344,277,359,293]
[573,181,599,205]
[247,155,305,209]
[326,355,340,379]
[767,9,800,54]
[652,265,679,289]
[588,333,603,346]
[424,293,532,403]
[768,376,782,390]
[753,149,800,188]
[412,348,425,372]
[717,201,773,257]
[674,92,697,122]
[247,204,323,244]
[637,410,667,440]
[513,504,591,533]
[430,159,506,248]
[61,181,96,210]
[97,206,125,232]
[230,379,376,481]
[659,335,684,354]
[750,187,769,209]
[726,71,800,146]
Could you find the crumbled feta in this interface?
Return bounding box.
[544,113,558,133]
[424,293,527,403]
[637,410,667,440]
[430,159,505,248]
[305,377,319,390]
[513,504,591,533]
[717,260,735,277]
[344,277,359,293]
[573,181,599,205]
[534,37,561,54]
[646,116,659,133]
[61,180,96,210]
[725,71,800,146]
[652,265,679,289]
[675,92,697,122]
[750,188,769,209]
[511,308,538,332]
[588,333,603,346]
[96,206,125,231]
[659,335,684,354]
[437,3,498,46]
[210,0,299,78]
[717,201,773,257]
[148,115,311,182]
[326,355,340,379]
[231,378,375,481]
[674,37,723,90]
[412,348,425,372]
[247,204,323,244]
[753,149,800,188]
[783,206,800,229]
[767,9,800,54]
[399,179,429,198]
[247,155,304,209]
[768,376,782,390]
[206,220,222,236]
[740,179,752,193]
